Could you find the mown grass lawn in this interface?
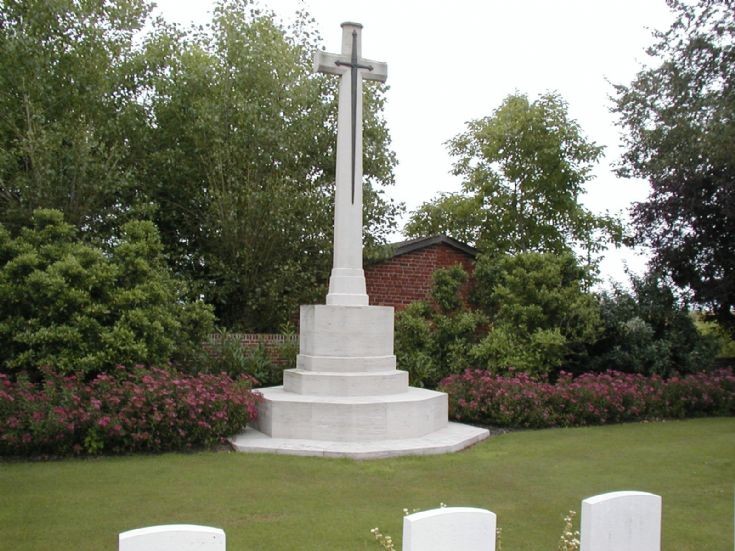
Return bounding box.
[0,417,732,550]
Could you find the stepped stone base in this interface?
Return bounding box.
[229,303,490,458]
[283,368,409,396]
[229,421,489,459]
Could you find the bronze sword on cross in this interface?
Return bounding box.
[314,23,388,204]
[335,30,374,204]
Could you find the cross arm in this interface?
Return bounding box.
[361,60,388,82]
[313,51,388,82]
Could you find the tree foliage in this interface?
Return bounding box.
[613,0,735,334]
[0,210,214,380]
[395,255,603,384]
[405,93,620,259]
[0,0,401,331]
[0,0,154,235]
[394,265,486,388]
[140,2,400,329]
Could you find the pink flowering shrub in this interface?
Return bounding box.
[0,366,261,456]
[440,369,735,428]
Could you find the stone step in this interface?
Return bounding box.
[254,386,448,442]
[283,368,408,396]
[297,354,396,372]
[229,422,491,459]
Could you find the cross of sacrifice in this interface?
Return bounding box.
[315,23,387,306]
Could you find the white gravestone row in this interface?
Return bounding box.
[117,491,661,550]
[402,491,661,551]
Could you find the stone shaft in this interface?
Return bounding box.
[320,23,387,306]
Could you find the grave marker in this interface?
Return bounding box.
[580,491,661,551]
[119,524,226,551]
[403,507,496,551]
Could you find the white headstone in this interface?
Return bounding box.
[403,507,496,551]
[580,491,661,551]
[119,524,226,551]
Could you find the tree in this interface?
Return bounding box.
[405,93,620,259]
[0,0,402,331]
[139,1,400,330]
[613,0,735,334]
[0,0,154,237]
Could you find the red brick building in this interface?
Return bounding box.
[365,235,477,311]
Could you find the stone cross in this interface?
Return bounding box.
[314,23,387,306]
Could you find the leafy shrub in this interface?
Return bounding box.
[276,322,299,370]
[0,366,260,456]
[586,272,719,377]
[472,252,601,377]
[440,368,735,428]
[236,342,283,387]
[0,210,214,380]
[694,317,735,359]
[394,265,486,388]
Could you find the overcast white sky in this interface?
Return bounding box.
[152,0,675,286]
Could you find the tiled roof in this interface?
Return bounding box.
[390,235,478,258]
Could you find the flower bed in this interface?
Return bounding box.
[0,366,261,456]
[440,369,735,428]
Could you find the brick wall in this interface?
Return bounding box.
[205,333,298,367]
[364,242,475,311]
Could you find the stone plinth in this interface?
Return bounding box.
[285,304,406,396]
[297,305,397,371]
[229,305,489,458]
[283,369,408,396]
[230,422,488,459]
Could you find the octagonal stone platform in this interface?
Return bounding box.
[230,421,488,459]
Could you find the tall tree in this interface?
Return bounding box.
[613,0,735,334]
[141,1,400,330]
[0,0,153,236]
[405,93,620,259]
